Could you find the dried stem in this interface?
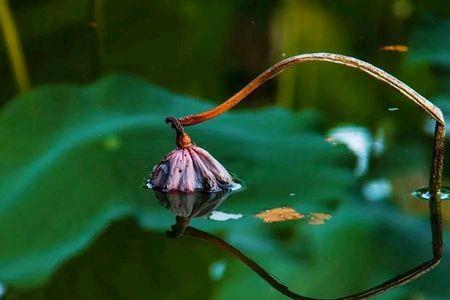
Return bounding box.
[166,116,192,148]
[178,53,444,126]
[180,122,446,300]
[177,53,446,299]
[428,122,445,258]
[180,122,445,300]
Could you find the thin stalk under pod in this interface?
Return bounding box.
[178,53,445,299]
[0,0,30,93]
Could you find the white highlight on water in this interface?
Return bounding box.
[362,178,392,202]
[0,283,5,299]
[228,182,242,192]
[209,260,227,281]
[327,126,373,176]
[412,188,450,200]
[209,211,243,221]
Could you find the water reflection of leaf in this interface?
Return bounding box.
[410,18,450,66]
[9,219,221,300]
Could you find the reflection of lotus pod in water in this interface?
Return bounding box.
[154,189,231,218]
[154,189,232,238]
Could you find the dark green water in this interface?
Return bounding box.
[1,1,450,300]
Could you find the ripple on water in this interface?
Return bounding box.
[411,187,450,200]
[143,178,243,193]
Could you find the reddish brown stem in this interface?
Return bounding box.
[175,52,446,299]
[178,53,444,126]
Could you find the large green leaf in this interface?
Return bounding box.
[0,74,354,288]
[409,18,450,67]
[8,219,221,300]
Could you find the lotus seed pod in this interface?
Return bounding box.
[147,117,237,193]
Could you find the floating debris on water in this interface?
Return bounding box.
[379,45,408,52]
[307,213,332,225]
[255,207,332,225]
[411,187,450,200]
[388,107,399,111]
[255,207,304,223]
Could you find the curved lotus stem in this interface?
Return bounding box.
[175,53,446,299]
[178,53,444,126]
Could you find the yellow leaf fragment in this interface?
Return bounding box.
[308,212,332,225]
[379,45,408,52]
[255,207,305,223]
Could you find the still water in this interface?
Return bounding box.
[2,1,450,300]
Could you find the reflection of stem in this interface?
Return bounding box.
[345,122,446,299]
[185,174,444,300]
[180,123,445,299]
[167,217,190,238]
[178,53,444,126]
[183,226,306,299]
[0,0,30,93]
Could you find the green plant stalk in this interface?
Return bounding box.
[0,0,30,93]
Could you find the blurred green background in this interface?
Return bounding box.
[1,0,450,299]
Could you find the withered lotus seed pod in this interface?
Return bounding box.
[147,117,237,193]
